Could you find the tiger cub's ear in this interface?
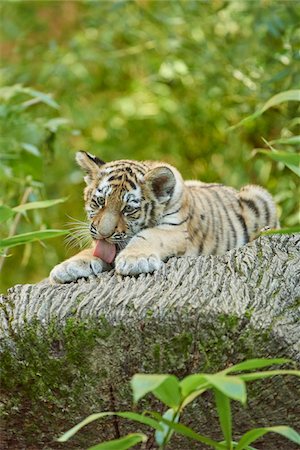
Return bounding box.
[75,151,105,184]
[146,166,176,203]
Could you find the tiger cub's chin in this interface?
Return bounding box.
[49,151,279,283]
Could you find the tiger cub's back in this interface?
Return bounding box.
[185,181,278,256]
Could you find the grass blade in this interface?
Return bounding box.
[235,426,300,450]
[214,389,232,449]
[88,433,147,450]
[239,369,300,382]
[58,411,162,442]
[222,358,290,374]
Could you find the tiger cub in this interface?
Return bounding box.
[49,151,278,283]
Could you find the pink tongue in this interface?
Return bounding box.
[93,239,117,264]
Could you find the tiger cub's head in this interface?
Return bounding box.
[76,151,183,251]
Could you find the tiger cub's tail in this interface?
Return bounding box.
[239,185,279,240]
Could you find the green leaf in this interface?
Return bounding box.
[88,433,147,450]
[235,426,300,450]
[149,411,226,449]
[256,150,300,166]
[226,441,257,450]
[286,164,300,177]
[0,205,16,223]
[154,408,178,446]
[270,136,300,146]
[22,86,59,109]
[239,369,300,382]
[58,411,162,442]
[21,142,40,156]
[131,374,180,406]
[222,358,291,374]
[261,226,300,236]
[214,389,232,447]
[153,376,181,408]
[256,149,300,176]
[258,90,300,113]
[205,375,247,404]
[180,374,208,397]
[231,89,300,129]
[0,230,69,249]
[44,117,70,132]
[13,198,68,213]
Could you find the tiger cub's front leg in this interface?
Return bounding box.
[49,248,111,284]
[115,228,187,276]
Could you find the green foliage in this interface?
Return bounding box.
[0,82,69,274]
[0,1,299,290]
[59,358,300,449]
[232,89,300,235]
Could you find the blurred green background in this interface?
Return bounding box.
[0,0,299,293]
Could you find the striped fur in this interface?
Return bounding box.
[49,151,278,282]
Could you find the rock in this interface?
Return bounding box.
[0,234,299,449]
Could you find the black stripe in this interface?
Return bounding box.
[163,206,183,217]
[209,192,221,255]
[258,197,271,223]
[160,216,189,226]
[149,200,157,226]
[107,162,147,177]
[107,174,123,182]
[126,177,137,190]
[214,191,238,249]
[240,198,260,217]
[236,213,249,243]
[135,235,146,241]
[195,183,224,189]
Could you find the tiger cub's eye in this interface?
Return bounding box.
[123,204,136,214]
[96,196,105,206]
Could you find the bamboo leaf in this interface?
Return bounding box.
[270,136,300,146]
[131,374,180,406]
[239,370,300,382]
[256,150,300,166]
[222,358,290,374]
[0,230,69,249]
[235,426,300,450]
[13,197,68,213]
[204,375,247,404]
[180,374,208,397]
[230,89,300,129]
[58,411,161,442]
[88,433,147,450]
[214,389,232,448]
[260,227,300,236]
[21,86,59,109]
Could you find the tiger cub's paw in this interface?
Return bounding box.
[49,257,109,284]
[115,250,162,276]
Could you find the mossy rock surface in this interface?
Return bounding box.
[0,234,299,449]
